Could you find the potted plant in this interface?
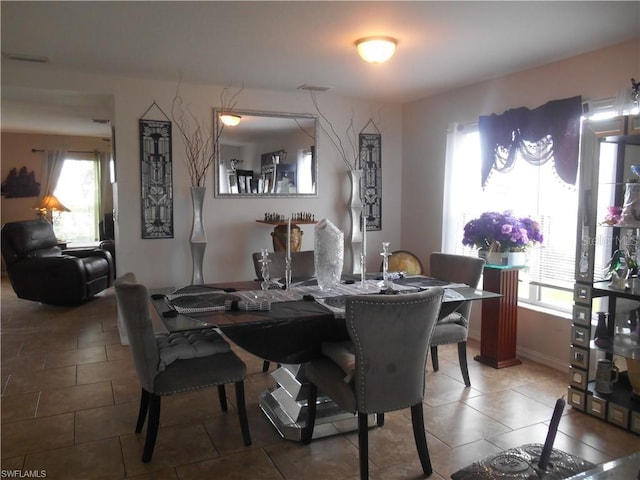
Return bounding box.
[462,211,543,266]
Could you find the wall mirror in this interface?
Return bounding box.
[214,109,318,197]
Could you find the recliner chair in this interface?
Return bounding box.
[1,219,113,305]
[98,213,116,273]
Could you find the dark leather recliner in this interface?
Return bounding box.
[1,219,114,305]
[98,213,116,273]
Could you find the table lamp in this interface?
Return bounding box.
[36,194,70,225]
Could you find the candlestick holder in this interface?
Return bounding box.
[360,252,367,287]
[381,241,393,290]
[259,248,272,299]
[284,255,292,290]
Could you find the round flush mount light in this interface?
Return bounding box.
[355,36,397,64]
[220,114,241,127]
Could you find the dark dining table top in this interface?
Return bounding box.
[149,275,500,364]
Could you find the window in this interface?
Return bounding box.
[54,159,99,243]
[444,125,578,312]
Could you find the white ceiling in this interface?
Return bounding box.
[1,1,638,136]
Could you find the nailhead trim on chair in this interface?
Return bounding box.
[159,377,246,396]
[347,294,441,413]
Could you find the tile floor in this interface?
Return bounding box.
[1,277,639,479]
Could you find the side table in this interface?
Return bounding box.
[474,265,522,368]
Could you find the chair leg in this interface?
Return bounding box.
[135,389,150,433]
[410,403,432,476]
[235,381,252,446]
[376,413,385,427]
[302,382,318,444]
[457,341,471,387]
[218,384,228,411]
[262,360,270,372]
[358,413,369,480]
[430,346,439,372]
[142,393,161,463]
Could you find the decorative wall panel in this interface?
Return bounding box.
[140,119,173,238]
[359,133,382,231]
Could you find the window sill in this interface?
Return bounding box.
[517,301,572,320]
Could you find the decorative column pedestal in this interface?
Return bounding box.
[474,265,522,368]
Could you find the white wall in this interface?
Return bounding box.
[1,65,402,288]
[403,38,640,370]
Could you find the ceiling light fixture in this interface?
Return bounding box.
[355,36,397,64]
[220,114,241,127]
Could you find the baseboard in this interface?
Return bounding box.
[468,329,568,373]
[515,345,568,373]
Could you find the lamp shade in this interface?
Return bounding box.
[355,36,397,63]
[220,114,242,127]
[37,194,70,212]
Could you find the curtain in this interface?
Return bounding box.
[40,149,67,200]
[96,151,113,215]
[479,96,582,187]
[94,151,113,240]
[442,122,478,254]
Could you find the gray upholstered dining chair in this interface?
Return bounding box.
[429,252,485,387]
[252,250,316,372]
[302,288,444,480]
[114,272,251,463]
[251,250,315,280]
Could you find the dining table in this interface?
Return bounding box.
[149,273,501,441]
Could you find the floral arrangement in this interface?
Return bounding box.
[603,206,623,226]
[462,211,543,252]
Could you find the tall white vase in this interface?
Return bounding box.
[190,186,206,285]
[348,169,363,274]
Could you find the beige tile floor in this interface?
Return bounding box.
[2,277,639,479]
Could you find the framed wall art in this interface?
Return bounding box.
[359,121,382,231]
[140,103,173,239]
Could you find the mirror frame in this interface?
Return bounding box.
[214,109,319,198]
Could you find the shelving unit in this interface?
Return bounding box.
[569,114,640,434]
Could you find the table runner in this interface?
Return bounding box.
[166,276,466,318]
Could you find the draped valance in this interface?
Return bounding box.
[479,96,582,186]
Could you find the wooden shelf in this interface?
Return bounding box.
[256,220,317,226]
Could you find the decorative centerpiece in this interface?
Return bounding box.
[314,219,344,291]
[462,211,543,266]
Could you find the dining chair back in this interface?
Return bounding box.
[303,288,444,479]
[114,272,251,462]
[252,249,316,371]
[429,252,485,386]
[251,250,315,280]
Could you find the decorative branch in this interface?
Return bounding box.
[309,91,358,170]
[172,82,243,187]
